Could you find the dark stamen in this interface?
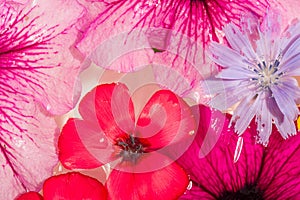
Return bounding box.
[117,135,144,163]
[218,183,265,200]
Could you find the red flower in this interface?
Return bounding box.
[16,172,107,200]
[58,83,196,199]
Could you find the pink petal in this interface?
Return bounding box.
[178,105,264,197]
[136,90,195,151]
[58,118,110,169]
[258,129,300,199]
[270,0,300,26]
[77,0,269,69]
[79,83,135,142]
[106,153,189,200]
[88,28,155,72]
[0,94,58,199]
[1,0,84,115]
[43,172,107,200]
[16,192,43,200]
[152,51,216,103]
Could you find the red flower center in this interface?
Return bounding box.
[117,135,145,163]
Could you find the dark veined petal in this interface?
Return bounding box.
[0,0,84,115]
[106,152,189,200]
[43,172,107,200]
[77,0,269,72]
[258,128,300,199]
[178,105,265,198]
[0,92,58,199]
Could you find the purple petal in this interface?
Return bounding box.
[255,97,273,145]
[208,42,249,69]
[271,78,299,121]
[232,95,260,135]
[223,23,258,61]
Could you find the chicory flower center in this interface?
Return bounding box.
[251,59,284,90]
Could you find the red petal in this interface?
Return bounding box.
[59,118,110,169]
[43,172,107,200]
[79,83,135,142]
[106,154,189,200]
[16,192,43,200]
[136,90,195,151]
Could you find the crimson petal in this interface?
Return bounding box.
[79,83,135,142]
[43,172,107,200]
[136,90,195,151]
[58,118,111,169]
[16,192,43,200]
[106,154,188,200]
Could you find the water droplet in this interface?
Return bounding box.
[46,104,51,111]
[189,130,195,135]
[99,138,105,143]
[58,164,63,172]
[187,181,193,190]
[234,137,243,163]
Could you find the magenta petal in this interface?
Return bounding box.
[0,94,57,199]
[258,130,300,199]
[1,0,84,115]
[178,106,264,197]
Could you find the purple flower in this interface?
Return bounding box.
[178,105,300,199]
[208,11,300,145]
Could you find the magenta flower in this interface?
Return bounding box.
[208,11,300,145]
[178,105,300,199]
[58,83,195,200]
[0,0,84,198]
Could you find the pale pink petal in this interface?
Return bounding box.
[0,93,58,199]
[152,50,216,103]
[77,0,269,74]
[1,0,84,115]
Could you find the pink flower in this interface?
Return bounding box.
[16,172,107,200]
[76,0,269,67]
[178,105,300,199]
[75,0,270,103]
[58,83,195,199]
[0,0,84,198]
